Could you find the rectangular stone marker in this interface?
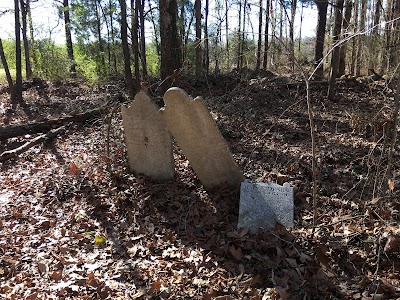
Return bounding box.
[238,180,294,233]
[121,91,175,180]
[160,87,243,190]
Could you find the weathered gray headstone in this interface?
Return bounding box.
[238,180,294,233]
[160,87,243,190]
[121,92,175,180]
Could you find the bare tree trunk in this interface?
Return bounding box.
[225,0,230,70]
[256,0,263,71]
[240,0,247,69]
[119,0,135,98]
[0,38,15,99]
[380,0,393,74]
[355,0,366,76]
[314,0,328,79]
[327,0,344,100]
[63,0,77,76]
[350,0,359,74]
[237,0,242,69]
[95,0,105,77]
[195,0,202,77]
[27,0,37,70]
[131,0,140,82]
[338,0,352,76]
[160,0,182,92]
[109,0,117,73]
[139,0,147,79]
[263,0,270,70]
[13,0,23,108]
[204,0,209,75]
[289,0,297,73]
[19,0,32,79]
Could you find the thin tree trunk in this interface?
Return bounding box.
[27,0,37,70]
[109,0,117,73]
[131,0,140,82]
[19,0,32,79]
[240,0,247,69]
[204,0,209,75]
[289,0,297,73]
[355,0,366,76]
[263,0,270,70]
[119,0,135,98]
[195,0,202,77]
[298,2,303,53]
[327,0,344,100]
[13,0,23,108]
[338,0,352,76]
[0,38,15,99]
[380,0,393,74]
[350,0,359,74]
[139,0,147,79]
[256,0,263,71]
[63,0,77,76]
[314,0,328,79]
[95,0,105,77]
[237,0,242,69]
[225,0,230,70]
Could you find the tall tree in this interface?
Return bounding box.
[350,0,359,74]
[355,0,366,76]
[13,0,23,108]
[327,0,344,100]
[314,0,328,79]
[160,0,182,91]
[63,0,77,76]
[119,0,135,98]
[20,0,32,79]
[204,0,209,75]
[139,0,147,78]
[195,0,202,77]
[256,0,263,71]
[262,0,270,70]
[338,0,352,76]
[0,38,15,99]
[131,0,140,82]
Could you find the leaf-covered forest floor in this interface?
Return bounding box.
[0,73,399,299]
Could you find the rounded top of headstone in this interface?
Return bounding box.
[283,182,290,188]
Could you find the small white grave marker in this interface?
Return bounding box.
[238,180,294,233]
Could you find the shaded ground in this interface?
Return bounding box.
[0,74,399,299]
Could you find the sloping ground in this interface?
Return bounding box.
[0,76,399,299]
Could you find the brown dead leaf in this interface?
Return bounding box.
[228,245,243,260]
[149,280,161,294]
[388,178,395,192]
[50,270,63,281]
[384,234,400,253]
[70,163,80,175]
[37,262,48,275]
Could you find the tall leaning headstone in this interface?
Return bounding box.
[121,91,175,180]
[161,87,243,190]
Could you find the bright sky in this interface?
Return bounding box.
[0,0,318,45]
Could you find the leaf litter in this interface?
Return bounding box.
[0,75,399,299]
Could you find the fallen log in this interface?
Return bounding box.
[0,125,67,162]
[0,106,111,140]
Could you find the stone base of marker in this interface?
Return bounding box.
[238,180,294,233]
[121,92,174,181]
[161,87,243,190]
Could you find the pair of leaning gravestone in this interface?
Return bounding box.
[121,87,244,190]
[121,87,293,233]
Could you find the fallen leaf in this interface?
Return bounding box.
[229,245,243,260]
[50,270,63,281]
